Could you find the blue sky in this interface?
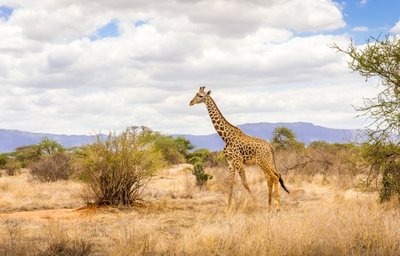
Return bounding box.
[293,0,400,42]
[0,0,399,134]
[339,0,400,41]
[0,5,13,21]
[89,19,149,40]
[342,0,399,28]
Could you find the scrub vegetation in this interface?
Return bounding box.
[1,126,399,255]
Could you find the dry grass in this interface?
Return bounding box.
[0,219,95,256]
[0,171,85,212]
[0,165,399,255]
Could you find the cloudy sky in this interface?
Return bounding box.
[0,0,399,135]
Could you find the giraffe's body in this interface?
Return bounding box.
[190,86,289,208]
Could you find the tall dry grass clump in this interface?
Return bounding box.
[173,204,400,255]
[0,173,84,212]
[0,219,34,256]
[79,127,164,206]
[101,194,400,256]
[0,220,94,256]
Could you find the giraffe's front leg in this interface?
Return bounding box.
[227,161,236,206]
[236,161,256,202]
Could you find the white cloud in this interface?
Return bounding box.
[352,26,368,32]
[3,0,345,40]
[0,0,376,136]
[390,20,400,34]
[8,7,107,43]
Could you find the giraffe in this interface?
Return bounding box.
[189,86,289,209]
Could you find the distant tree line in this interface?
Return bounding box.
[1,122,399,205]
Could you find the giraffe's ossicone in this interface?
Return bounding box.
[190,86,289,209]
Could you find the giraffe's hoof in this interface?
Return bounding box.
[267,206,280,213]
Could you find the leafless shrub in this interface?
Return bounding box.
[30,153,74,182]
[278,143,366,174]
[274,142,370,188]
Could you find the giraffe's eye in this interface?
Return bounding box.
[198,95,203,98]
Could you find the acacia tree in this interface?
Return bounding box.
[332,35,400,201]
[332,35,400,142]
[272,127,304,150]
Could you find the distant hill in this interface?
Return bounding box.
[0,122,360,153]
[176,122,359,151]
[0,129,97,153]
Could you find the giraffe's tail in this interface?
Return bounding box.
[279,176,290,194]
[270,145,290,194]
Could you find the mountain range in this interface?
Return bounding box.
[0,122,360,153]
[0,129,97,153]
[177,122,359,151]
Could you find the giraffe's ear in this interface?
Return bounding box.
[207,90,211,95]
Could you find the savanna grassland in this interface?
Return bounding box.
[1,163,399,256]
[2,25,399,256]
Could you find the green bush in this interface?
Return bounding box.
[134,127,193,165]
[12,138,65,168]
[154,136,186,165]
[189,149,227,168]
[361,142,400,202]
[80,127,165,206]
[38,137,65,156]
[190,149,211,160]
[0,154,7,169]
[380,161,400,202]
[173,136,194,160]
[188,149,214,187]
[191,159,212,187]
[14,144,41,168]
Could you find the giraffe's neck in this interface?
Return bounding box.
[205,96,241,143]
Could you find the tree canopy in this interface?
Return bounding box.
[332,35,400,143]
[332,35,400,202]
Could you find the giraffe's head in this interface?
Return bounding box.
[189,86,211,106]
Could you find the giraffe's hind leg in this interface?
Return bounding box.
[273,177,280,209]
[266,175,273,208]
[262,167,279,209]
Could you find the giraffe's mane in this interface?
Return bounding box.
[207,96,241,133]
